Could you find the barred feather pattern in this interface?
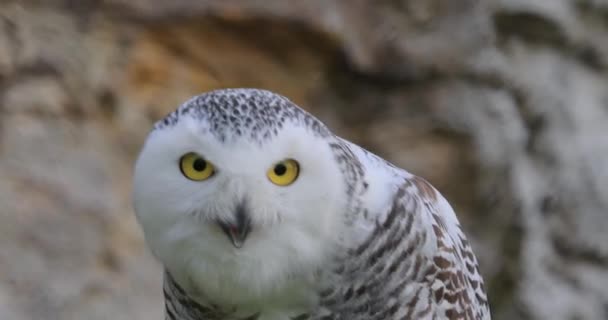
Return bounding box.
[312,176,491,319]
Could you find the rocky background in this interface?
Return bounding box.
[1,1,607,319]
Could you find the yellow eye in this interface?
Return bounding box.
[179,152,215,181]
[267,159,300,186]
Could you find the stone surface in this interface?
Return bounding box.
[1,1,607,319]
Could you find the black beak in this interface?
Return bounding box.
[217,202,251,248]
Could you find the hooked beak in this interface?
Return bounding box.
[217,202,251,248]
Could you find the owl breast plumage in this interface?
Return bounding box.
[132,88,491,320]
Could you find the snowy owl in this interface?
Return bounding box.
[133,88,491,320]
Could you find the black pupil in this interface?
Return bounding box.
[192,158,207,171]
[274,163,287,176]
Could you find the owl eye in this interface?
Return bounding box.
[179,152,215,181]
[267,159,299,186]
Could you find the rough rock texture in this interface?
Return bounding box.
[1,1,607,319]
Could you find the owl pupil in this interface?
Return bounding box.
[193,158,207,171]
[274,164,287,176]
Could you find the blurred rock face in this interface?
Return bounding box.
[1,1,607,319]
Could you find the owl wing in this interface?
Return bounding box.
[317,164,490,319]
[405,175,491,319]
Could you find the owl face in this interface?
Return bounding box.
[133,105,346,300]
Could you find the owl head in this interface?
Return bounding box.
[132,89,353,300]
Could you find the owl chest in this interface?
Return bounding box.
[165,272,319,320]
[166,298,314,320]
